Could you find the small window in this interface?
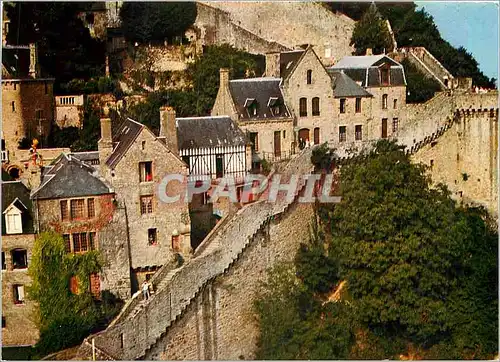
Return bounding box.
[140,195,153,215]
[142,141,146,150]
[283,130,286,139]
[120,333,125,349]
[299,98,307,117]
[250,132,259,152]
[2,316,5,328]
[340,98,346,114]
[44,83,48,95]
[248,103,258,117]
[87,198,95,218]
[60,200,69,221]
[139,162,153,182]
[355,98,361,113]
[216,154,224,178]
[382,118,388,138]
[339,126,346,142]
[80,233,88,252]
[430,159,434,169]
[70,199,85,219]
[89,232,96,250]
[73,233,81,253]
[393,99,398,109]
[13,284,25,304]
[13,83,16,91]
[11,101,15,112]
[11,249,27,269]
[382,94,388,109]
[312,97,320,116]
[171,234,180,251]
[63,234,71,253]
[392,118,399,133]
[381,66,390,85]
[2,252,6,270]
[313,128,320,145]
[5,213,22,234]
[355,125,363,141]
[306,69,312,84]
[148,228,157,246]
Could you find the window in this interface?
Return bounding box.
[382,118,388,138]
[250,132,259,152]
[13,284,25,304]
[314,128,320,145]
[182,155,190,168]
[89,232,96,251]
[306,69,312,84]
[430,159,434,169]
[381,66,390,85]
[339,126,346,142]
[171,234,180,251]
[355,98,361,113]
[142,141,146,150]
[80,233,88,252]
[2,316,5,328]
[60,200,69,221]
[63,234,71,253]
[393,99,398,109]
[140,195,153,215]
[87,198,95,218]
[283,130,286,139]
[44,83,48,94]
[148,228,158,245]
[340,98,346,113]
[11,249,27,269]
[13,83,16,90]
[392,118,399,133]
[382,94,388,109]
[248,102,258,117]
[216,155,224,178]
[355,125,363,141]
[5,213,22,234]
[299,98,307,117]
[2,252,6,270]
[312,97,320,116]
[73,233,82,253]
[139,161,153,182]
[70,199,85,219]
[11,101,15,112]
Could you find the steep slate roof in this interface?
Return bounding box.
[2,46,30,79]
[330,55,406,87]
[105,117,144,169]
[329,70,373,98]
[229,78,291,120]
[31,154,112,200]
[176,116,247,150]
[279,50,305,79]
[2,181,35,234]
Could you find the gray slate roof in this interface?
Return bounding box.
[229,78,291,120]
[106,117,144,169]
[279,50,305,79]
[2,181,35,234]
[330,55,406,87]
[329,70,373,98]
[176,116,248,150]
[31,154,112,200]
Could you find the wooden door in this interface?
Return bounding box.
[274,131,281,157]
[381,118,388,138]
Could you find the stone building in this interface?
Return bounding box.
[31,153,131,299]
[2,181,38,346]
[212,68,294,168]
[98,111,191,290]
[54,94,84,129]
[2,44,55,164]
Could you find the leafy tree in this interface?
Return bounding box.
[47,125,80,149]
[28,231,122,355]
[401,58,442,103]
[120,2,197,44]
[350,3,392,55]
[5,2,105,91]
[69,99,101,152]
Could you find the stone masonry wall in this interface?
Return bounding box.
[147,201,315,360]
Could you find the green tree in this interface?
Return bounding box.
[28,231,122,355]
[350,3,392,55]
[402,58,442,103]
[120,2,197,44]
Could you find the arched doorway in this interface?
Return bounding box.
[298,128,310,150]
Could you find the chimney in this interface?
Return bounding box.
[98,106,113,167]
[159,106,178,154]
[366,48,373,56]
[29,43,40,78]
[219,68,229,88]
[265,52,280,77]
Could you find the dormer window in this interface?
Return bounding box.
[380,64,390,85]
[245,98,258,118]
[3,200,25,234]
[268,97,281,117]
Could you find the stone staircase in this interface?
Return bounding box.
[78,147,315,360]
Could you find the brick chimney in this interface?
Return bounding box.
[29,43,40,78]
[366,48,373,56]
[159,106,178,155]
[220,68,229,88]
[265,52,281,77]
[98,106,113,167]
